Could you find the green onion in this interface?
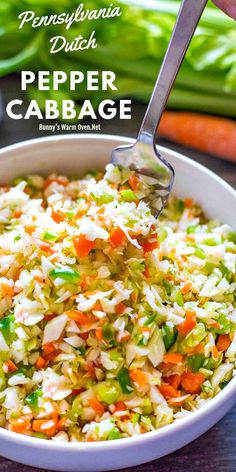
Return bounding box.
[117,367,133,394]
[25,389,42,410]
[49,267,81,282]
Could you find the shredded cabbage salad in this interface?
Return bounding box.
[0,164,235,442]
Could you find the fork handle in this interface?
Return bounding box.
[138,0,208,145]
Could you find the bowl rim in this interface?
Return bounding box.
[0,132,236,452]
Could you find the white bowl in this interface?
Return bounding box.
[0,134,235,472]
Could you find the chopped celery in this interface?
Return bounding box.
[96,381,121,405]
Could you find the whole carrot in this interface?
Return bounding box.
[158,111,236,163]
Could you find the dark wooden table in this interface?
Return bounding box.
[0,75,236,472]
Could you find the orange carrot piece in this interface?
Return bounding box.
[128,174,139,191]
[109,228,126,247]
[158,111,236,163]
[95,327,103,341]
[165,374,181,390]
[163,353,183,365]
[36,356,47,370]
[43,342,56,354]
[24,225,36,235]
[141,241,159,253]
[1,284,14,297]
[89,398,105,415]
[5,360,18,373]
[65,309,92,326]
[129,368,148,388]
[114,401,126,411]
[181,371,205,394]
[9,416,31,433]
[52,209,65,223]
[44,176,68,189]
[32,419,56,437]
[181,282,193,295]
[73,235,96,259]
[177,311,196,336]
[158,383,181,399]
[216,334,231,352]
[116,303,126,315]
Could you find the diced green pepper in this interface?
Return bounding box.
[108,427,121,440]
[49,267,81,282]
[117,367,133,394]
[42,231,58,242]
[162,325,177,350]
[0,314,15,342]
[25,389,42,410]
[187,354,205,372]
[120,189,137,202]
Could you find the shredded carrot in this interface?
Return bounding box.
[184,198,193,208]
[128,174,139,191]
[129,368,148,388]
[181,371,205,394]
[5,359,18,373]
[95,327,103,341]
[141,241,159,253]
[73,234,96,259]
[13,209,22,218]
[116,302,126,315]
[65,309,93,326]
[109,227,126,247]
[163,353,183,365]
[1,284,14,297]
[159,383,181,399]
[89,397,105,415]
[44,176,68,189]
[114,401,126,412]
[9,416,31,433]
[212,345,219,360]
[158,111,236,163]
[177,311,196,335]
[181,282,193,295]
[165,374,181,390]
[216,334,231,352]
[32,419,56,437]
[51,209,65,223]
[36,356,47,370]
[24,225,36,235]
[43,342,56,354]
[37,240,54,254]
[56,417,67,431]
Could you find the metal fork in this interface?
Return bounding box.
[112,0,208,217]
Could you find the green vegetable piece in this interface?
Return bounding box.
[25,389,42,409]
[42,231,58,242]
[117,367,133,394]
[187,226,198,234]
[102,323,115,341]
[0,314,15,342]
[228,232,236,244]
[177,200,185,213]
[163,280,172,296]
[96,381,121,405]
[194,248,206,260]
[187,354,205,372]
[94,194,114,204]
[162,325,177,350]
[121,189,137,202]
[175,289,184,307]
[49,267,81,282]
[108,427,121,440]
